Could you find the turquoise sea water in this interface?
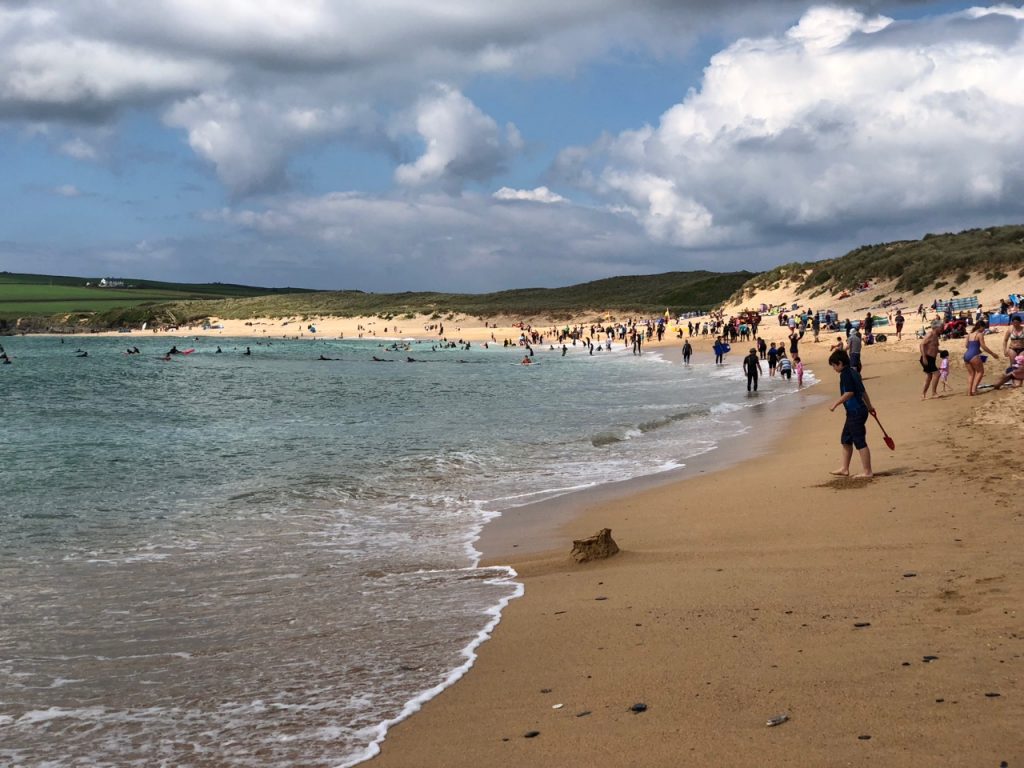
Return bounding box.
[0,335,811,767]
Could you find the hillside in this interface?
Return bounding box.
[2,270,753,331]
[730,224,1024,304]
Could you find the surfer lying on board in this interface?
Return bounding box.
[521,356,532,365]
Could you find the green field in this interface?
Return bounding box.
[0,272,315,322]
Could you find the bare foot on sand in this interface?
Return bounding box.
[853,473,874,479]
[830,469,850,476]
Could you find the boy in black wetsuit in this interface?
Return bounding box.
[742,348,762,392]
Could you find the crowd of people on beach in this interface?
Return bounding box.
[917,312,1024,398]
[5,296,1022,487]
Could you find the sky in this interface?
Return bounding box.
[1,1,1023,292]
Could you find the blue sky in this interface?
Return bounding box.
[1,1,1023,291]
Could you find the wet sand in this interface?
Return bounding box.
[370,332,1023,767]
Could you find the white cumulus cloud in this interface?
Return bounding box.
[165,92,379,195]
[493,186,567,203]
[394,86,521,191]
[564,4,1024,249]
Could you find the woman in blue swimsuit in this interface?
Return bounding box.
[964,321,999,396]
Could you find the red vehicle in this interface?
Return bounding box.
[738,310,762,326]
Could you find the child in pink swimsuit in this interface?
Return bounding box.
[938,349,950,391]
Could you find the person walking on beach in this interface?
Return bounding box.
[681,340,692,364]
[848,327,863,373]
[964,320,998,396]
[938,349,951,391]
[828,349,875,478]
[767,342,778,376]
[895,309,905,340]
[743,348,762,392]
[919,321,942,399]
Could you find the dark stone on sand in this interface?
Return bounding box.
[571,528,620,563]
[858,735,871,740]
[854,622,871,628]
[1000,761,1008,767]
[901,662,911,666]
[540,688,552,694]
[935,699,944,703]
[903,572,917,577]
[922,655,939,662]
[524,731,540,739]
[984,692,1001,698]
[595,596,608,601]
[630,703,648,713]
[576,711,591,718]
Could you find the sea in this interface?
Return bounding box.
[0,333,814,767]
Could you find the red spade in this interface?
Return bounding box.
[872,412,895,450]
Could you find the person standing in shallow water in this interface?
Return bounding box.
[681,340,692,364]
[742,348,762,392]
[828,349,875,478]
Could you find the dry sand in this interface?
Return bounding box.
[366,308,1022,767]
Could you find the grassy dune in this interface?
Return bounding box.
[731,224,1024,303]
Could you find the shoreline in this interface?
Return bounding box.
[477,372,823,562]
[370,331,1022,767]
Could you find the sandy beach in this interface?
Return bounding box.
[59,278,1024,766]
[359,286,1022,767]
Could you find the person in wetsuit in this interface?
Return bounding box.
[742,348,762,392]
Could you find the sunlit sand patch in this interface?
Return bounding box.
[967,390,1024,426]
